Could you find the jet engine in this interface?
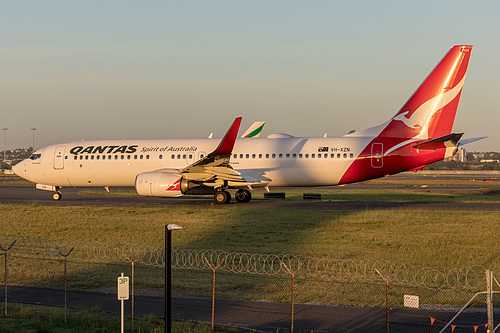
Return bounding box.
[135,172,192,197]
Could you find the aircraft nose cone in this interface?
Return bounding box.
[12,162,23,177]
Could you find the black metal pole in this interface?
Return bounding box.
[165,225,172,333]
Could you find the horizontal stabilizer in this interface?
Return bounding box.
[412,133,463,150]
[458,136,487,147]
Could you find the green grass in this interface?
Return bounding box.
[1,204,499,271]
[0,303,234,332]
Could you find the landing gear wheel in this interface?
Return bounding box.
[52,192,62,201]
[214,190,231,204]
[235,189,252,203]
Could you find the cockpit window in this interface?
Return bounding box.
[29,153,42,160]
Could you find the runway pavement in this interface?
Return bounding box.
[1,184,500,211]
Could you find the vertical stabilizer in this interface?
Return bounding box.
[383,45,472,140]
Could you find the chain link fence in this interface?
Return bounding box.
[1,234,498,332]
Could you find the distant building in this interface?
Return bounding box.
[446,147,467,162]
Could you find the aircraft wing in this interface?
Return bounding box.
[180,117,241,175]
[177,117,270,187]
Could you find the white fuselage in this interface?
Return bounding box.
[14,136,374,188]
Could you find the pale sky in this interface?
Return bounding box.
[1,1,499,151]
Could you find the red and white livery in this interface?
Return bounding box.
[14,45,473,204]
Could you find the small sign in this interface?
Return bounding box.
[117,275,129,300]
[404,295,419,308]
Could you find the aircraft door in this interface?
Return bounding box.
[371,143,383,168]
[53,146,66,170]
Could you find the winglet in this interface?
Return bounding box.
[210,117,242,156]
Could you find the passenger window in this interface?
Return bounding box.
[246,154,249,159]
[312,154,315,158]
[85,156,89,160]
[91,156,94,160]
[140,155,144,160]
[286,154,290,158]
[108,155,112,160]
[233,154,237,159]
[343,153,347,158]
[182,154,186,159]
[259,154,262,158]
[146,155,150,159]
[252,154,256,159]
[324,154,328,158]
[337,154,341,158]
[115,155,118,160]
[96,155,100,160]
[159,155,162,160]
[200,154,205,158]
[266,154,269,158]
[318,154,321,159]
[121,155,124,160]
[240,154,243,159]
[331,153,334,158]
[177,155,181,159]
[278,154,283,158]
[305,154,309,158]
[293,153,297,158]
[272,154,276,158]
[299,154,303,158]
[170,155,174,159]
[350,153,354,158]
[74,156,77,160]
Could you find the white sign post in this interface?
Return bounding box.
[118,273,129,333]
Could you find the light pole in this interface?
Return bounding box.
[165,224,183,333]
[30,128,37,152]
[1,128,7,169]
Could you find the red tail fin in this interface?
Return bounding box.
[381,45,472,140]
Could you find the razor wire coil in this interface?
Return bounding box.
[0,234,487,290]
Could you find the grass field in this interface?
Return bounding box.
[0,303,233,333]
[1,204,499,270]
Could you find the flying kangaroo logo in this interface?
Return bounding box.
[391,75,466,138]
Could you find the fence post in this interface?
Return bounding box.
[0,240,16,316]
[56,246,74,324]
[486,270,493,332]
[281,261,302,333]
[374,265,396,333]
[204,257,224,332]
[122,250,143,333]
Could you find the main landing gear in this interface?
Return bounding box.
[235,189,252,203]
[214,190,231,204]
[213,189,252,204]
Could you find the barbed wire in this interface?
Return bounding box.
[0,234,487,290]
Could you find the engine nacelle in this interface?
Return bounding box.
[135,172,190,197]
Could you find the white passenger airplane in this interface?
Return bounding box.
[14,45,473,204]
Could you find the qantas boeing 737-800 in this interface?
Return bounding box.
[14,45,474,204]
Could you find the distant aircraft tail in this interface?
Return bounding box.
[383,45,472,140]
[241,121,265,138]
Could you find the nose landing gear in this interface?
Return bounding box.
[52,188,62,201]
